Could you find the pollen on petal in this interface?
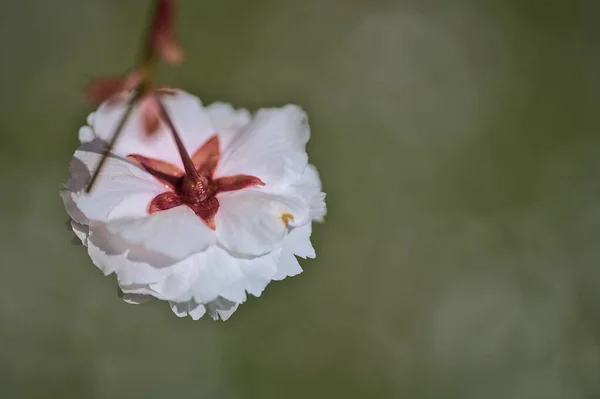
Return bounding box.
[281,213,295,227]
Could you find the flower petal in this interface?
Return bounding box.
[188,247,245,303]
[169,300,195,318]
[236,250,280,297]
[70,220,89,245]
[293,164,327,222]
[86,224,177,286]
[107,206,216,260]
[272,249,303,281]
[78,126,95,143]
[92,91,216,168]
[148,253,204,301]
[187,303,207,320]
[215,188,309,256]
[168,296,238,321]
[205,298,239,321]
[120,291,156,305]
[215,105,309,186]
[272,223,315,281]
[286,223,316,259]
[66,150,166,223]
[204,102,251,151]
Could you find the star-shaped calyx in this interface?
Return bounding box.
[128,134,264,230]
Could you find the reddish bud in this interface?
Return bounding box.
[85,76,127,103]
[85,71,143,104]
[140,95,161,135]
[151,0,184,65]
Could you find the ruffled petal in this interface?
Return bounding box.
[236,249,280,297]
[272,223,315,281]
[147,253,205,301]
[169,300,197,318]
[107,206,216,260]
[188,303,207,320]
[285,223,316,259]
[70,220,89,245]
[168,296,238,321]
[293,164,327,222]
[215,105,309,187]
[215,188,309,256]
[273,249,303,281]
[148,247,244,304]
[205,298,239,321]
[86,224,177,286]
[176,246,243,304]
[120,291,156,305]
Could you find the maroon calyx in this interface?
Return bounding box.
[128,134,264,230]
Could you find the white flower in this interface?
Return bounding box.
[61,90,326,320]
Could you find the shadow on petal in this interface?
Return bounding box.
[90,224,176,269]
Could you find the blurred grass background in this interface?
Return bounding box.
[1,0,600,398]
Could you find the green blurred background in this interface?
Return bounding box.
[1,0,599,398]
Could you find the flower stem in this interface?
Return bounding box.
[154,94,200,181]
[86,0,163,193]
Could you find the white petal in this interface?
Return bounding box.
[192,246,279,301]
[86,111,96,126]
[188,303,207,320]
[219,283,247,304]
[86,224,177,286]
[78,126,95,143]
[286,224,316,259]
[273,249,303,281]
[205,297,239,321]
[107,206,216,260]
[213,305,239,321]
[215,105,309,186]
[169,296,239,321]
[70,220,89,245]
[121,292,156,305]
[189,246,244,303]
[66,150,165,223]
[204,102,251,151]
[169,301,192,318]
[148,253,204,301]
[92,90,216,168]
[293,164,327,222]
[215,188,309,256]
[237,250,280,297]
[272,224,315,281]
[61,189,89,225]
[168,299,207,320]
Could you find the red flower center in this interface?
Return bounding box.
[127,134,264,230]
